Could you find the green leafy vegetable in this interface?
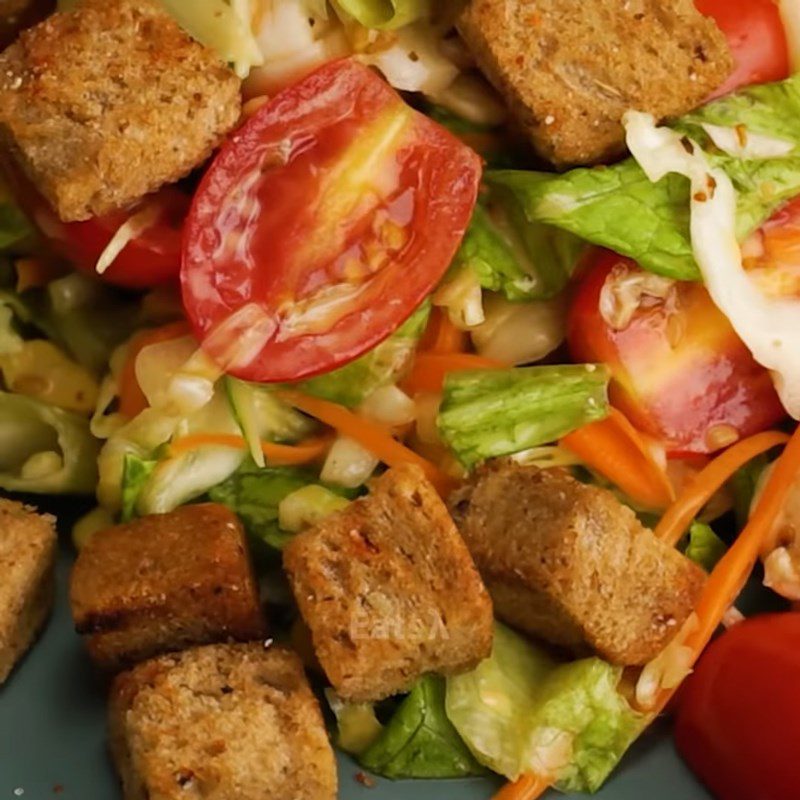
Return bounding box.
[445,624,642,793]
[278,484,350,532]
[327,692,385,756]
[295,301,429,407]
[208,462,356,549]
[437,364,609,468]
[359,676,486,779]
[120,453,158,522]
[0,390,98,494]
[683,521,727,572]
[487,74,800,281]
[334,0,431,29]
[730,454,769,530]
[457,189,584,301]
[0,200,33,253]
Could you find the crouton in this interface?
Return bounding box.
[70,503,266,671]
[0,498,57,683]
[450,463,705,665]
[0,0,241,222]
[283,464,493,702]
[109,643,337,800]
[458,0,733,166]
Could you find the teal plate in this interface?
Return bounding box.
[1,500,719,800]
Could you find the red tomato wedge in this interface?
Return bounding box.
[567,250,785,455]
[696,0,790,98]
[181,58,482,383]
[675,613,800,800]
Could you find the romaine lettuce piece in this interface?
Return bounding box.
[278,484,350,532]
[334,0,431,29]
[487,74,800,281]
[0,178,33,252]
[445,624,642,793]
[359,676,486,779]
[684,521,727,572]
[120,453,157,522]
[294,301,429,407]
[730,454,769,530]
[0,390,98,494]
[437,364,609,468]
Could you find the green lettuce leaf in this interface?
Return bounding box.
[437,364,609,468]
[0,390,98,494]
[120,453,158,523]
[730,454,769,531]
[208,462,356,549]
[295,301,429,407]
[683,521,727,573]
[487,74,800,281]
[445,624,642,793]
[359,676,486,779]
[334,0,431,29]
[0,177,33,253]
[456,189,584,301]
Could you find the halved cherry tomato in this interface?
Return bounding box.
[1,156,187,289]
[567,250,784,454]
[696,0,790,98]
[181,58,482,383]
[675,612,800,800]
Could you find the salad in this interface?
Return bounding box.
[0,0,799,799]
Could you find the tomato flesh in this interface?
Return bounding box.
[675,613,800,800]
[567,251,784,454]
[696,0,790,97]
[181,58,481,383]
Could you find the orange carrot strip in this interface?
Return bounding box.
[278,389,457,494]
[654,430,790,548]
[118,321,191,418]
[560,408,675,510]
[492,772,551,800]
[168,433,331,465]
[403,352,504,395]
[651,425,800,716]
[420,307,469,355]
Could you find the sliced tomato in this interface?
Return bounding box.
[696,0,790,97]
[567,250,785,455]
[675,612,800,800]
[181,58,482,383]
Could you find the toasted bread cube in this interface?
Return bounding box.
[284,464,493,702]
[0,0,241,222]
[109,643,337,800]
[70,503,266,671]
[450,463,706,665]
[458,0,732,166]
[0,498,57,683]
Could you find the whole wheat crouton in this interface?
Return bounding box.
[0,0,241,222]
[458,0,733,166]
[283,464,493,702]
[109,643,337,800]
[450,463,705,665]
[70,503,266,671]
[0,498,56,683]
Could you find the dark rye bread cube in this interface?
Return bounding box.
[109,643,337,800]
[70,504,266,671]
[284,464,494,702]
[0,0,241,221]
[450,463,706,666]
[0,499,57,683]
[458,0,733,166]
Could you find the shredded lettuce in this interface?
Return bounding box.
[120,453,158,522]
[731,455,769,531]
[683,521,727,573]
[334,0,431,29]
[445,624,642,793]
[487,74,800,281]
[358,676,486,779]
[0,390,98,494]
[437,364,610,468]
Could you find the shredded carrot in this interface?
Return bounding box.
[560,408,675,510]
[277,389,457,494]
[168,433,331,465]
[14,257,65,293]
[118,321,191,418]
[492,772,551,800]
[403,352,504,395]
[419,307,469,355]
[654,430,790,547]
[650,425,800,716]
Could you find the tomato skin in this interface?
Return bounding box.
[567,251,785,454]
[675,613,800,800]
[696,0,790,97]
[182,58,482,383]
